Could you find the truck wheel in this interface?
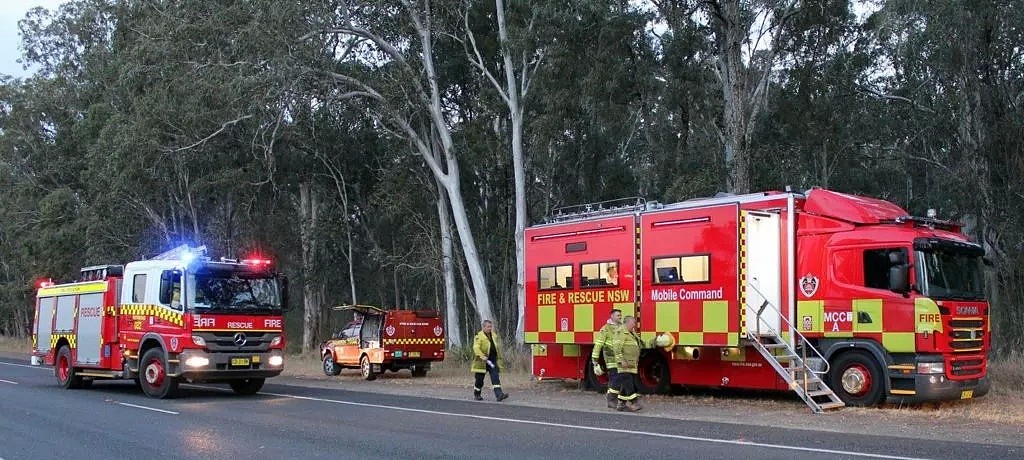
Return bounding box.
[360,355,376,381]
[583,359,609,393]
[322,354,342,376]
[637,352,671,395]
[411,365,428,377]
[139,348,179,399]
[829,351,884,406]
[230,378,265,395]
[55,346,84,389]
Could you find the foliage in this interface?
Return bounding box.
[1,0,1022,354]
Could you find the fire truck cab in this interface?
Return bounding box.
[524,189,990,411]
[32,245,288,398]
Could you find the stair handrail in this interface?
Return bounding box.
[745,282,831,375]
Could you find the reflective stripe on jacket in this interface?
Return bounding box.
[471,331,503,373]
[590,322,621,368]
[611,329,643,374]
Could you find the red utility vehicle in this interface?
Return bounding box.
[320,305,445,380]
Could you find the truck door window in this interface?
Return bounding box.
[132,274,147,303]
[539,264,573,290]
[581,261,619,287]
[653,255,710,284]
[863,248,905,290]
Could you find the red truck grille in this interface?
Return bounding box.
[948,319,984,353]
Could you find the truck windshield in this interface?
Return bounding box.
[915,246,984,301]
[188,273,281,312]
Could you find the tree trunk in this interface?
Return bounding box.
[436,182,462,347]
[716,0,751,194]
[438,167,495,323]
[298,181,322,353]
[413,7,495,326]
[347,223,357,304]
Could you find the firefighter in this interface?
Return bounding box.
[591,308,623,408]
[472,320,509,402]
[610,316,644,412]
[605,264,618,285]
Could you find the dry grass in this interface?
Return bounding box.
[3,332,1020,425]
[989,353,1024,395]
[0,335,30,354]
[282,345,536,388]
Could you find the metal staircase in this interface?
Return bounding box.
[747,285,845,413]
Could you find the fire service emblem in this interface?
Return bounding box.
[799,273,819,298]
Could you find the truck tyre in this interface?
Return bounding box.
[322,354,342,376]
[637,351,671,395]
[411,365,428,377]
[829,351,884,407]
[139,348,179,399]
[230,378,265,395]
[583,359,609,393]
[55,346,84,389]
[360,354,376,381]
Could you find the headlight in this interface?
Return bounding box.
[268,355,284,366]
[192,335,206,347]
[184,356,210,368]
[270,336,283,347]
[917,362,944,374]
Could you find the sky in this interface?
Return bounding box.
[0,0,66,77]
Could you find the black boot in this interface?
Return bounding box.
[606,392,618,408]
[494,388,509,401]
[474,388,483,401]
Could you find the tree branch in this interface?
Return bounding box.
[169,114,253,153]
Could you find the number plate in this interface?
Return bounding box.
[409,352,420,358]
[961,390,974,399]
[231,357,250,366]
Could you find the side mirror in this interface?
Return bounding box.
[280,275,291,312]
[889,265,910,295]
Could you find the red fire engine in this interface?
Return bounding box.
[524,188,990,412]
[31,245,288,398]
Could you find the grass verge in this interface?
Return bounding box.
[2,334,1020,424]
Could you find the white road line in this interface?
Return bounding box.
[116,402,179,415]
[0,361,48,370]
[253,390,925,460]
[0,378,18,385]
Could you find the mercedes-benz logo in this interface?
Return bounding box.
[233,332,248,346]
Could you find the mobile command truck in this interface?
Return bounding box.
[31,245,288,398]
[524,188,989,412]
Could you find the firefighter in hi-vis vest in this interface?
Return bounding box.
[472,320,509,402]
[591,308,623,408]
[610,316,644,412]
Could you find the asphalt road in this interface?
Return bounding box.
[0,357,1017,460]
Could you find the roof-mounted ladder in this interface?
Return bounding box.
[545,197,653,223]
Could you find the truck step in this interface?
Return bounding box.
[817,401,845,410]
[77,370,121,379]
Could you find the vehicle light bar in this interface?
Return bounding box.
[242,258,274,267]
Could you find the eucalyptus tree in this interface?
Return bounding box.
[302,0,497,325]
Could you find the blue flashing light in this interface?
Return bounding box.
[180,251,196,265]
[153,244,207,264]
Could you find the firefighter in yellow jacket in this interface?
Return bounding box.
[472,320,509,401]
[610,316,644,412]
[591,308,622,408]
